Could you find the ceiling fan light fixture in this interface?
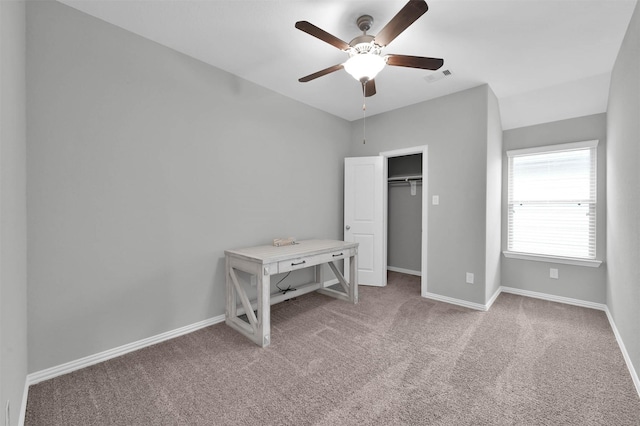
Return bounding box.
[344,53,386,83]
[296,0,439,95]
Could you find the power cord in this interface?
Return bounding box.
[275,271,296,294]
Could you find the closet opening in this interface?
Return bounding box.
[381,146,428,296]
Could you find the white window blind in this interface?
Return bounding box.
[507,140,598,260]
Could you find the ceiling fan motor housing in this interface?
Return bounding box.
[348,35,381,56]
[349,15,382,57]
[356,14,374,33]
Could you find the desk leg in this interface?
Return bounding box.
[257,269,271,347]
[225,257,236,321]
[320,255,359,304]
[225,257,265,347]
[315,264,323,288]
[349,253,358,303]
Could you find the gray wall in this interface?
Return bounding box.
[1,0,28,424]
[501,114,607,303]
[349,85,495,305]
[387,154,422,272]
[485,87,502,302]
[26,1,350,372]
[606,1,640,384]
[388,183,422,272]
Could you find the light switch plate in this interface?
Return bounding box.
[550,268,559,279]
[432,195,439,205]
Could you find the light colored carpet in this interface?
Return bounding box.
[25,272,640,425]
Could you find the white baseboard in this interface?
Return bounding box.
[423,292,488,311]
[425,286,638,398]
[26,314,226,387]
[423,287,606,313]
[604,306,640,398]
[18,376,28,426]
[322,278,340,287]
[499,286,638,398]
[25,278,341,387]
[21,283,640,422]
[499,286,607,311]
[387,266,421,276]
[485,286,502,310]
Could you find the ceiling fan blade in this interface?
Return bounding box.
[363,79,376,97]
[295,21,351,51]
[386,54,443,70]
[298,64,344,83]
[374,0,429,47]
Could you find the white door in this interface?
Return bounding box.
[344,156,386,287]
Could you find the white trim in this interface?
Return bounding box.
[503,251,603,268]
[26,314,226,386]
[18,376,28,426]
[425,286,638,398]
[320,278,340,288]
[423,292,488,311]
[604,306,640,398]
[20,285,640,417]
[506,141,599,261]
[423,286,606,313]
[23,277,335,386]
[420,150,428,297]
[499,285,638,398]
[387,266,421,276]
[499,286,607,311]
[380,146,426,157]
[506,139,598,157]
[485,286,502,310]
[380,146,428,298]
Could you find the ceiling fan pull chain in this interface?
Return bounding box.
[362,82,367,144]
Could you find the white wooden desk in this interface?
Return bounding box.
[225,239,358,347]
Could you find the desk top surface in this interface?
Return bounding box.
[225,239,358,264]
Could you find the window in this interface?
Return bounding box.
[506,140,599,265]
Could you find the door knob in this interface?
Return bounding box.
[346,225,351,230]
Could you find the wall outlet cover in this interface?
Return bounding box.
[466,272,474,284]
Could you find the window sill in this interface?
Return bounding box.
[503,251,603,268]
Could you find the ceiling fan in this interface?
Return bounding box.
[295,0,444,97]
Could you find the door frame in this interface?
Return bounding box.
[380,145,428,296]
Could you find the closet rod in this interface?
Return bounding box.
[387,175,422,182]
[388,180,422,186]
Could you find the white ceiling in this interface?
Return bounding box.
[58,0,637,129]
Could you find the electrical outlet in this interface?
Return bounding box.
[550,268,559,279]
[466,272,474,284]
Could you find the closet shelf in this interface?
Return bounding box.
[388,174,422,182]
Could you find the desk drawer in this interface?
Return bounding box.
[277,250,350,273]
